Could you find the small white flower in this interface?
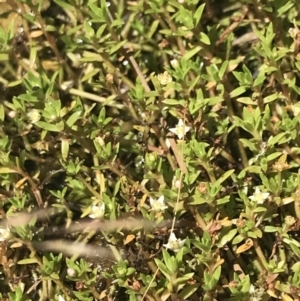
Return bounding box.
[8,110,17,118]
[169,119,190,139]
[163,232,186,252]
[170,59,179,68]
[0,227,11,241]
[157,71,172,85]
[67,268,76,277]
[249,187,270,204]
[249,284,265,301]
[58,295,66,301]
[172,176,182,189]
[149,196,168,212]
[27,109,41,123]
[289,28,299,39]
[88,203,105,219]
[291,104,300,116]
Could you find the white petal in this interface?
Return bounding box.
[254,187,260,194]
[168,232,177,242]
[184,126,191,132]
[149,197,155,206]
[178,239,186,248]
[165,138,171,149]
[177,132,184,139]
[169,128,178,134]
[178,119,184,126]
[262,192,269,199]
[163,242,171,249]
[163,233,186,252]
[157,195,165,204]
[249,284,255,294]
[0,228,10,241]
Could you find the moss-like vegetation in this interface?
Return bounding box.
[1,0,300,300]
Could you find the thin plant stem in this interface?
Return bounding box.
[253,239,268,271]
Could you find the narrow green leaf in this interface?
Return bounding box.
[179,284,199,299]
[266,152,282,161]
[236,97,256,105]
[242,64,253,82]
[207,96,223,106]
[0,53,9,61]
[218,229,238,247]
[216,196,230,205]
[253,75,266,87]
[177,6,194,29]
[147,20,160,39]
[162,99,180,105]
[81,69,100,82]
[18,258,39,265]
[277,1,294,16]
[96,24,107,39]
[174,273,195,286]
[36,121,64,132]
[229,86,247,98]
[268,132,288,147]
[66,111,81,127]
[213,265,222,279]
[263,92,280,103]
[214,169,234,188]
[0,167,18,174]
[111,19,124,28]
[0,104,4,121]
[109,40,128,55]
[154,258,171,280]
[100,0,109,17]
[188,75,201,93]
[84,20,95,38]
[182,46,201,62]
[199,32,210,45]
[193,3,205,26]
[159,29,173,36]
[88,3,105,20]
[290,243,300,258]
[265,22,275,45]
[219,60,228,78]
[253,27,266,44]
[61,138,69,161]
[54,0,75,10]
[50,272,60,280]
[232,234,245,245]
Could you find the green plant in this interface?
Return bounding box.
[1,0,300,300]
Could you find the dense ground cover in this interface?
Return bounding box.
[1,0,300,300]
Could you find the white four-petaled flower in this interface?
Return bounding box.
[249,187,269,204]
[163,232,186,252]
[0,227,10,242]
[149,196,168,212]
[88,203,105,219]
[169,119,190,139]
